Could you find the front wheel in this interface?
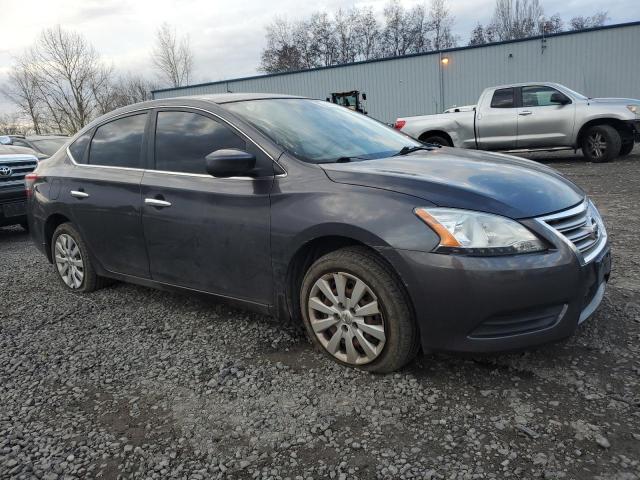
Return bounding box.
[300,247,418,373]
[581,125,621,163]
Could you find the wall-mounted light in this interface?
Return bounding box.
[441,57,450,65]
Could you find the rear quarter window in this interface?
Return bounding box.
[68,131,92,164]
[490,88,515,108]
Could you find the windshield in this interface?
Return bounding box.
[558,85,589,100]
[32,138,67,156]
[223,99,420,163]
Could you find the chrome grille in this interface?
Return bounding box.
[0,156,38,189]
[538,201,605,264]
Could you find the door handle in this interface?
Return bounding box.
[145,198,172,208]
[518,110,533,116]
[70,190,89,199]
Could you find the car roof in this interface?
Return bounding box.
[74,93,310,137]
[487,82,565,90]
[191,93,305,103]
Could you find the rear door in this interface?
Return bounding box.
[516,85,576,148]
[65,112,150,278]
[476,87,518,150]
[141,108,274,304]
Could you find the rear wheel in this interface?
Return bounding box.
[421,135,451,147]
[51,223,104,293]
[300,246,418,373]
[581,125,621,163]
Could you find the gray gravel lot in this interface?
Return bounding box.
[1,147,639,480]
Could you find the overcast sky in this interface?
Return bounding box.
[0,0,638,114]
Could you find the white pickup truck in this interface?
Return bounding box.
[395,82,640,162]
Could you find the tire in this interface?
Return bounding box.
[581,125,621,163]
[619,141,635,157]
[421,135,451,147]
[300,246,419,373]
[51,223,104,293]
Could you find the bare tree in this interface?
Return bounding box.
[309,12,338,66]
[152,23,193,87]
[538,14,563,34]
[114,74,158,105]
[354,7,380,60]
[468,23,488,46]
[3,60,43,134]
[4,25,157,135]
[407,4,432,54]
[259,1,458,72]
[428,0,458,50]
[334,9,360,64]
[569,12,608,30]
[490,0,544,40]
[380,0,414,57]
[22,26,109,133]
[260,18,305,73]
[0,112,31,135]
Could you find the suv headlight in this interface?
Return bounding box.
[627,105,639,115]
[415,207,546,256]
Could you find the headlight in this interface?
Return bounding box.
[627,105,639,114]
[415,207,546,256]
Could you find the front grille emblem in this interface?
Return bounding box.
[0,166,12,177]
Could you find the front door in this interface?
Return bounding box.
[141,109,274,305]
[66,112,150,278]
[516,85,576,148]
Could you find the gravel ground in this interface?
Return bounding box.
[1,147,639,480]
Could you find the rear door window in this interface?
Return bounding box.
[154,111,245,174]
[69,131,93,163]
[88,113,148,168]
[490,88,515,108]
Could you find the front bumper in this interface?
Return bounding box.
[0,187,28,227]
[388,233,611,354]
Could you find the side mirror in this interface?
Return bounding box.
[205,149,256,178]
[361,93,367,100]
[551,92,571,105]
[0,136,12,145]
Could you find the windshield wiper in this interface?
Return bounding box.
[333,155,371,163]
[394,145,440,156]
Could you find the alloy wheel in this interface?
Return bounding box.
[307,272,386,365]
[54,233,85,289]
[587,132,607,159]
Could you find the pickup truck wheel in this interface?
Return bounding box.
[300,246,419,373]
[581,125,621,163]
[619,141,634,157]
[421,135,451,147]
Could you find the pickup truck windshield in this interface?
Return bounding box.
[559,86,588,100]
[224,99,421,163]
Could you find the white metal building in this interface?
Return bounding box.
[152,22,640,124]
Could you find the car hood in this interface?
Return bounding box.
[320,148,585,219]
[588,97,640,105]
